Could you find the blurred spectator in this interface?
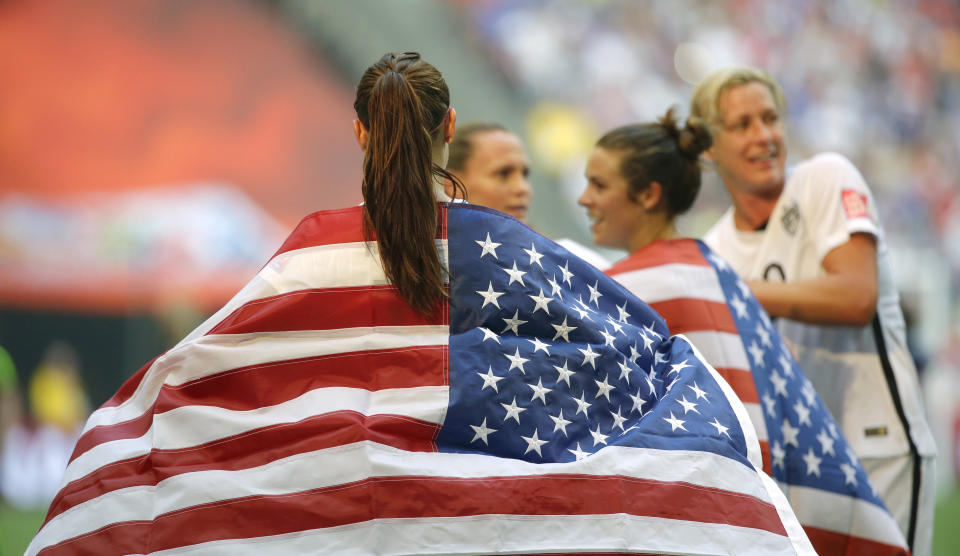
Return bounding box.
[0,345,20,441]
[0,341,88,510]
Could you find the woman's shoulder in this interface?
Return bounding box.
[606,238,702,276]
[791,152,866,186]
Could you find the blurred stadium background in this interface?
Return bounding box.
[1,0,958,553]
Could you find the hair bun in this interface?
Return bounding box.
[677,116,712,159]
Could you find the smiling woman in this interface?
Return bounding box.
[694,66,937,556]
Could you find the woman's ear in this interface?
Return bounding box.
[444,108,457,143]
[353,119,369,152]
[640,181,664,210]
[701,146,715,163]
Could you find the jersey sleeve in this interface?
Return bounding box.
[795,152,881,262]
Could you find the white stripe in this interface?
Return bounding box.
[64,383,448,486]
[145,514,800,555]
[611,262,725,304]
[760,471,818,555]
[785,483,907,548]
[745,400,770,441]
[683,330,750,371]
[33,443,781,553]
[80,326,448,434]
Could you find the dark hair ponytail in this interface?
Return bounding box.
[596,107,712,218]
[354,52,464,316]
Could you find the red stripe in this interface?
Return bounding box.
[208,285,445,335]
[46,411,439,524]
[712,366,760,404]
[69,346,445,464]
[648,298,738,336]
[606,238,709,275]
[272,206,367,255]
[155,346,447,413]
[272,204,450,257]
[804,525,909,556]
[99,355,159,409]
[759,440,771,475]
[40,474,786,555]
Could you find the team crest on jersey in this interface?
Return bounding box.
[780,200,800,235]
[842,189,869,219]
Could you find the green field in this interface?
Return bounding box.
[3,490,960,555]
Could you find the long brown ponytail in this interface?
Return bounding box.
[353,52,464,316]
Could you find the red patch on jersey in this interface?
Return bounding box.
[841,189,868,219]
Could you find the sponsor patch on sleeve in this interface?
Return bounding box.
[842,189,869,219]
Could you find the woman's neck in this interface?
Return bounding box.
[433,174,451,202]
[628,218,676,254]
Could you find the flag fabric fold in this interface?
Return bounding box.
[29,204,813,555]
[607,238,910,555]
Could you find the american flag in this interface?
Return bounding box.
[28,205,813,555]
[607,238,909,556]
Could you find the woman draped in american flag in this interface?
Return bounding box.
[28,54,814,555]
[582,109,910,555]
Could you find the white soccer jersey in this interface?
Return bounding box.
[705,152,936,554]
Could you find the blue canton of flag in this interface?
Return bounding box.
[699,243,884,506]
[439,206,752,467]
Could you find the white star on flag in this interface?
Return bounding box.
[793,400,812,427]
[816,428,836,456]
[589,425,609,447]
[504,347,530,374]
[475,232,501,259]
[500,397,526,424]
[676,395,700,415]
[521,429,548,456]
[502,261,527,286]
[551,316,576,342]
[547,274,563,299]
[578,345,600,368]
[709,418,731,437]
[730,295,748,319]
[587,280,603,306]
[528,378,551,404]
[688,382,708,401]
[501,310,527,335]
[528,288,553,314]
[523,243,545,268]
[553,360,575,387]
[470,417,497,444]
[599,328,616,347]
[568,443,589,461]
[558,260,574,286]
[802,448,822,477]
[479,327,501,343]
[663,412,687,432]
[476,282,505,309]
[617,357,634,384]
[549,410,572,436]
[781,418,800,447]
[477,366,504,392]
[573,392,591,417]
[527,337,551,355]
[594,375,615,401]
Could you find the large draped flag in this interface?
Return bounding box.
[29,204,812,555]
[607,238,909,555]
